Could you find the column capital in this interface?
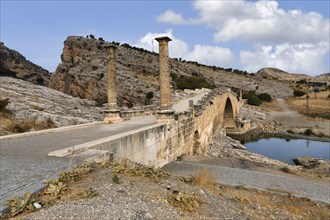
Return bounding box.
[155,36,172,43]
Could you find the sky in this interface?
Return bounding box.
[1,0,329,76]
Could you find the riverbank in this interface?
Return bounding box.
[206,101,330,181]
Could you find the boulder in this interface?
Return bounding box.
[230,140,247,150]
[293,156,329,169]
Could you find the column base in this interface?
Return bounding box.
[103,109,122,124]
[157,109,175,123]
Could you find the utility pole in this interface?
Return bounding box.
[306,93,309,114]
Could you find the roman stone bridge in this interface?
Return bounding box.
[49,36,247,167]
[49,87,246,167]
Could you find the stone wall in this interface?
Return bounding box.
[81,89,244,167]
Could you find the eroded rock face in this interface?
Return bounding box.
[0,42,51,86]
[0,76,105,127]
[50,36,160,107]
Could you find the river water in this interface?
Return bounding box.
[244,138,330,164]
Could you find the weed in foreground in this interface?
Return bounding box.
[59,162,94,183]
[3,162,96,218]
[4,192,35,217]
[110,162,169,183]
[167,191,201,212]
[112,174,120,184]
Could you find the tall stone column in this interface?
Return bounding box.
[103,44,121,123]
[105,44,118,108]
[155,36,174,123]
[155,36,172,109]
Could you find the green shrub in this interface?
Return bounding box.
[112,174,120,184]
[247,95,262,106]
[287,129,294,134]
[293,90,306,97]
[243,91,262,106]
[257,93,272,102]
[304,112,330,120]
[304,128,313,136]
[0,98,9,110]
[172,74,215,90]
[296,79,307,84]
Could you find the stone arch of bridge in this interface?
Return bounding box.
[193,130,201,155]
[223,97,236,129]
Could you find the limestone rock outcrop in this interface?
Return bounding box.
[0,42,51,86]
[50,36,160,107]
[0,76,105,127]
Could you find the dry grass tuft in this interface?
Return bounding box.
[7,118,57,133]
[280,166,296,174]
[192,168,216,188]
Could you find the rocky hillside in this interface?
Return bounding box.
[0,42,51,86]
[313,73,330,84]
[50,36,294,108]
[0,76,105,135]
[256,68,311,82]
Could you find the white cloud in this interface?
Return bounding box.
[156,10,186,24]
[155,0,330,74]
[184,44,233,67]
[136,31,234,67]
[135,29,188,58]
[240,41,330,74]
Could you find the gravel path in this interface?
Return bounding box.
[162,161,330,204]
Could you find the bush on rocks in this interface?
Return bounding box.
[257,93,272,102]
[0,98,10,111]
[293,90,306,97]
[243,91,262,106]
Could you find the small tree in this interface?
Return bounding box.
[313,88,320,99]
[89,34,95,39]
[145,92,154,105]
[0,98,9,111]
[243,91,262,106]
[247,95,262,106]
[293,90,306,97]
[258,93,272,102]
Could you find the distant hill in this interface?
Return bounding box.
[0,42,51,86]
[312,73,330,85]
[256,68,311,82]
